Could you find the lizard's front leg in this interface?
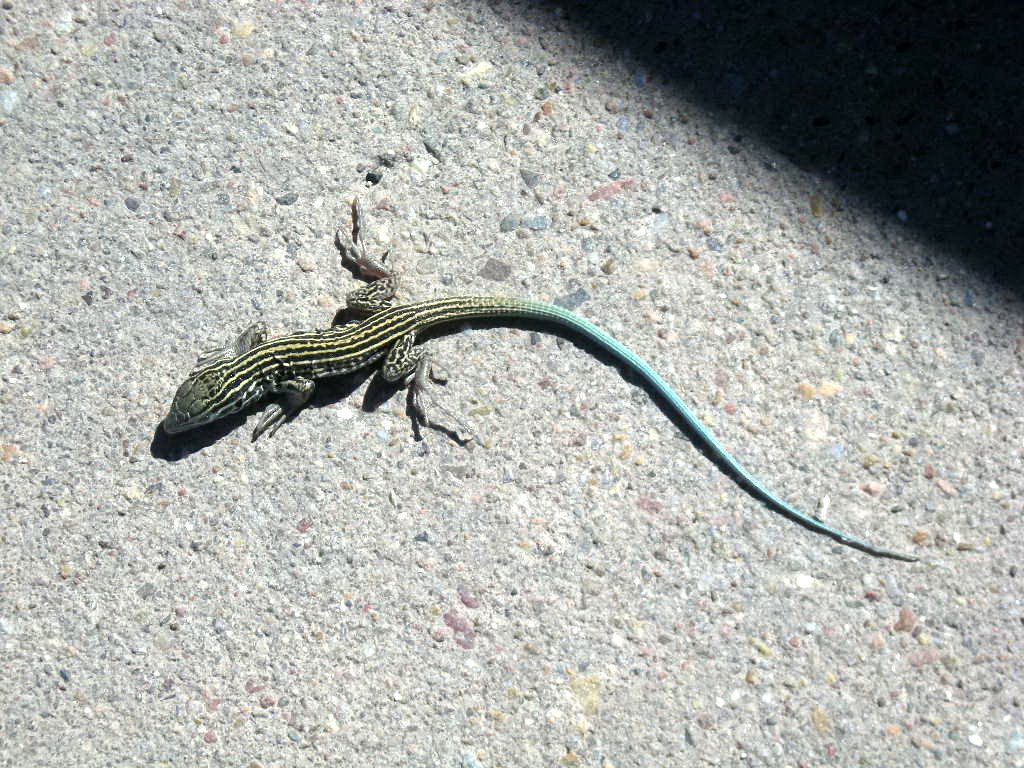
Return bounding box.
[252,377,315,440]
[194,322,268,369]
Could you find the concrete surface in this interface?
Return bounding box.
[1,2,1020,766]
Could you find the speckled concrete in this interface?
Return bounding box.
[0,2,1020,766]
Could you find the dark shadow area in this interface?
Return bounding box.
[530,0,1023,290]
[150,371,374,460]
[150,412,248,461]
[150,364,474,458]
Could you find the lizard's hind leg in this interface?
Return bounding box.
[381,332,474,443]
[335,198,399,319]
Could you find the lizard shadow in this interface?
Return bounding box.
[150,370,373,461]
[151,310,755,478]
[149,361,464,461]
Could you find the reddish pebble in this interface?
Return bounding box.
[587,178,636,202]
[297,517,313,532]
[893,606,916,633]
[203,730,216,744]
[443,609,476,649]
[908,648,939,668]
[635,496,664,513]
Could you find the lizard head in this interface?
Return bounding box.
[163,366,232,434]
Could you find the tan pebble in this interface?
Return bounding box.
[297,257,315,272]
[0,68,13,84]
[861,481,885,497]
[910,733,938,752]
[816,380,841,397]
[233,20,255,38]
[796,382,816,400]
[458,60,494,87]
[911,530,929,544]
[936,478,957,496]
[809,195,825,218]
[886,724,902,736]
[750,638,773,657]
[810,705,831,734]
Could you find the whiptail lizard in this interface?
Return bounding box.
[163,201,916,561]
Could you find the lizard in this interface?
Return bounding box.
[162,200,916,562]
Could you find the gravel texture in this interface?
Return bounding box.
[1,2,1021,766]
